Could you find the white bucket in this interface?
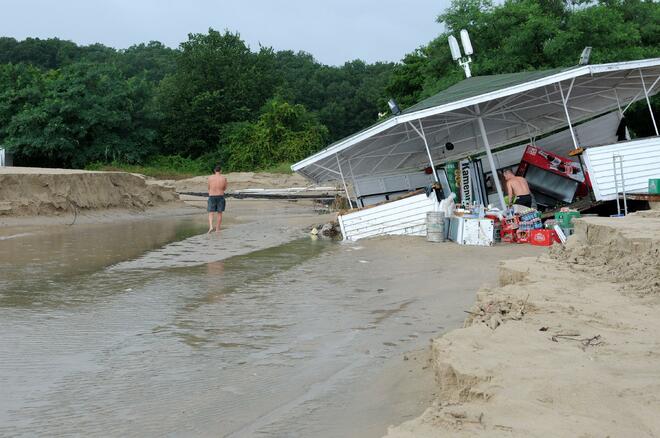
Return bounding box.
[426,212,445,242]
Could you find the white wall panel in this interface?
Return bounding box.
[583,137,660,201]
[338,193,440,241]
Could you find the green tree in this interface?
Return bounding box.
[274,54,394,141]
[118,41,177,82]
[158,29,278,157]
[544,2,657,64]
[0,63,47,143]
[4,63,159,167]
[0,37,116,69]
[388,0,660,115]
[220,97,328,171]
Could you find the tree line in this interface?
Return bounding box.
[0,0,658,172]
[388,0,659,136]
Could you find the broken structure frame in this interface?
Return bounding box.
[293,59,660,210]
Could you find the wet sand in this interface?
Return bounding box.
[1,199,542,437]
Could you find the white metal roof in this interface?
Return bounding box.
[292,58,660,183]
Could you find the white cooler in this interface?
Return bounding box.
[448,217,494,246]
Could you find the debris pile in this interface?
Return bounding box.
[309,221,342,240]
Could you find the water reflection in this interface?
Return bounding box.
[206,260,225,277]
[0,216,207,308]
[169,239,331,349]
[0,218,340,437]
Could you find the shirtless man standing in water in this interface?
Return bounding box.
[503,169,532,207]
[207,165,228,233]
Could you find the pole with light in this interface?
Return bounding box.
[449,29,507,210]
[448,30,474,78]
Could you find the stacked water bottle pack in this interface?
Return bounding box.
[518,208,542,231]
[501,206,548,244]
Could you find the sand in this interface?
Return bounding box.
[171,171,318,193]
[385,213,660,437]
[0,167,180,217]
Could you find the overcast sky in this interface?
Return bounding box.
[1,0,450,65]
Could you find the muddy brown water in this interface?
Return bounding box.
[1,214,535,437]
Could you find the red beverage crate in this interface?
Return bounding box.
[529,229,560,246]
[502,216,520,231]
[516,230,530,244]
[501,229,517,243]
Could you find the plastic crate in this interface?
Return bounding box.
[501,229,517,243]
[516,229,530,244]
[493,222,502,243]
[554,211,581,229]
[530,229,560,246]
[650,179,660,195]
[503,216,520,231]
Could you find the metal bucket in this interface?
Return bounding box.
[426,212,445,242]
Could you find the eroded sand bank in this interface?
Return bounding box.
[172,171,313,193]
[386,213,660,437]
[0,167,179,216]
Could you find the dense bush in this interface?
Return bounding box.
[218,98,328,171]
[1,62,159,167]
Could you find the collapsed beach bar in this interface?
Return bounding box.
[293,58,660,243]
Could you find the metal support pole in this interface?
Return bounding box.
[621,160,628,216]
[336,154,354,209]
[613,156,621,215]
[639,68,659,136]
[558,81,580,150]
[346,158,359,207]
[614,89,623,115]
[612,155,627,216]
[614,89,630,141]
[474,104,506,211]
[408,121,439,183]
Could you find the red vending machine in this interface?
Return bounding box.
[516,145,590,206]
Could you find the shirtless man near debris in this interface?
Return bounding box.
[207,165,227,233]
[503,169,532,207]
